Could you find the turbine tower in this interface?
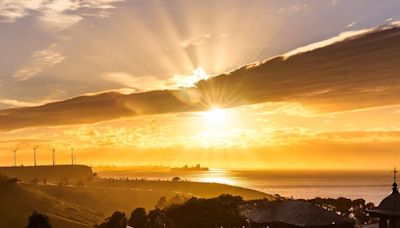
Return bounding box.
[33,146,39,166]
[52,148,56,166]
[12,148,18,166]
[70,148,74,165]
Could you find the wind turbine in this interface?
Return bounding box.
[33,146,39,166]
[52,148,56,166]
[12,148,18,166]
[70,148,74,165]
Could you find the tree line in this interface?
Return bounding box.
[23,194,377,227]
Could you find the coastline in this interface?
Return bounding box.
[96,168,394,204]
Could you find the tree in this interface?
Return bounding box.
[169,195,187,206]
[155,196,168,209]
[148,209,167,228]
[171,177,181,182]
[128,208,148,228]
[26,211,51,228]
[166,194,248,228]
[155,195,188,210]
[91,172,98,181]
[308,196,376,225]
[95,211,127,228]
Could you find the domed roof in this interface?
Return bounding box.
[368,182,400,216]
[378,183,400,210]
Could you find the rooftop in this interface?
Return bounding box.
[368,169,400,217]
[241,200,353,227]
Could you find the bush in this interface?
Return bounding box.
[26,211,51,228]
[30,178,39,185]
[95,211,127,228]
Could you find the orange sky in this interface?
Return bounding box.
[2,101,400,170]
[1,1,400,169]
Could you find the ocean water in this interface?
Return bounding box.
[97,169,395,205]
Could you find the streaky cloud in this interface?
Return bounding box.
[12,44,65,81]
[1,24,400,131]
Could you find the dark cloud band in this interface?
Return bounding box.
[1,26,400,131]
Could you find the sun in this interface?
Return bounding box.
[201,108,228,127]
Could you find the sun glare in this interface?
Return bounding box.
[201,108,228,127]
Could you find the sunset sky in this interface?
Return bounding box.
[1,0,400,169]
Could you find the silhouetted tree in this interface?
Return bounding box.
[171,177,181,182]
[155,196,168,209]
[95,211,127,228]
[26,211,51,228]
[128,208,148,228]
[308,197,376,225]
[166,194,248,228]
[169,195,187,206]
[148,209,167,228]
[92,172,98,181]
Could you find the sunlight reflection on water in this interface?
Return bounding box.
[190,169,238,185]
[97,169,394,204]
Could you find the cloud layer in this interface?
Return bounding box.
[13,44,64,80]
[0,0,121,29]
[1,25,400,131]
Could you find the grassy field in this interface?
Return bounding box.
[0,177,272,228]
[90,178,272,200]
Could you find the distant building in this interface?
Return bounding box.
[367,170,400,228]
[241,200,354,228]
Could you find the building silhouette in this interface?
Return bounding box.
[241,200,354,228]
[368,169,400,228]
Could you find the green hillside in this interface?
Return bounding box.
[0,175,272,228]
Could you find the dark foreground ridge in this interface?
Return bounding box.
[0,166,273,228]
[95,195,355,228]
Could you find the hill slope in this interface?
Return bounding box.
[0,176,272,228]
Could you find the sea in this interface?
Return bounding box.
[97,169,396,205]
